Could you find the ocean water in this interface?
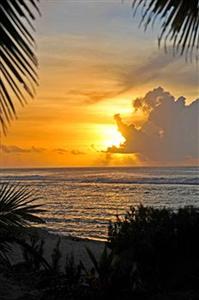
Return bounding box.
[0,167,199,241]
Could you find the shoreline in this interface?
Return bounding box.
[38,227,108,242]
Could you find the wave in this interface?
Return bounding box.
[78,177,199,185]
[44,216,109,225]
[1,175,198,185]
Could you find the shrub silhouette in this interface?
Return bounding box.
[108,205,199,297]
[1,205,199,300]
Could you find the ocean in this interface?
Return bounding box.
[0,167,199,241]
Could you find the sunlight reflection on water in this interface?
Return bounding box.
[1,167,198,240]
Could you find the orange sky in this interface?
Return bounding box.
[1,1,198,168]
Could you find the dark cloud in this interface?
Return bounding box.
[118,51,198,97]
[0,145,45,154]
[70,149,85,155]
[68,89,117,103]
[53,148,86,155]
[1,146,86,156]
[66,51,198,106]
[120,53,176,92]
[108,87,199,162]
[96,50,198,100]
[53,148,69,155]
[95,152,141,166]
[98,152,113,166]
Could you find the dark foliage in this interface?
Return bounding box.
[1,204,199,299]
[0,0,40,134]
[0,182,44,228]
[8,235,85,300]
[132,0,199,61]
[0,182,44,267]
[108,205,199,299]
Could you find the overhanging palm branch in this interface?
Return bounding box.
[0,182,44,227]
[132,0,199,61]
[0,0,40,134]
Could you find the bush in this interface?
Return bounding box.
[1,205,199,300]
[108,205,199,298]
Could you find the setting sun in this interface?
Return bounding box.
[97,124,125,149]
[1,1,198,297]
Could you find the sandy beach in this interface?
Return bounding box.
[0,229,106,299]
[9,228,106,270]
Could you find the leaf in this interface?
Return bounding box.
[0,0,40,134]
[132,0,199,61]
[0,182,45,228]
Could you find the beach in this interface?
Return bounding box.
[1,228,105,300]
[9,228,105,270]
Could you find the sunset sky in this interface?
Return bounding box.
[1,0,198,168]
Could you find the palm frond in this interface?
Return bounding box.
[0,0,40,134]
[0,182,44,228]
[132,0,199,61]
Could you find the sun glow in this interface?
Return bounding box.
[98,124,125,149]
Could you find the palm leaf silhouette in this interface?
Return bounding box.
[0,182,44,227]
[132,0,199,61]
[0,182,44,264]
[0,0,40,134]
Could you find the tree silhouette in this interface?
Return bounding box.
[132,0,199,61]
[0,0,40,134]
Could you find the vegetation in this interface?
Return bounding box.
[108,205,199,299]
[1,0,40,134]
[132,0,199,61]
[0,182,43,228]
[0,182,44,269]
[1,204,199,299]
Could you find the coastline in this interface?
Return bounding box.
[1,228,106,299]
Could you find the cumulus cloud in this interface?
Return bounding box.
[108,87,199,162]
[0,145,45,154]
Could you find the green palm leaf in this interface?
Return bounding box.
[0,0,40,134]
[0,182,44,228]
[132,0,199,61]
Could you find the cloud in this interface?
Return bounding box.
[70,149,85,155]
[108,87,199,163]
[76,49,198,104]
[39,33,198,107]
[0,146,86,156]
[0,145,45,154]
[118,51,198,97]
[99,49,198,101]
[53,148,86,155]
[53,148,69,155]
[94,151,141,166]
[119,52,176,92]
[68,89,116,104]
